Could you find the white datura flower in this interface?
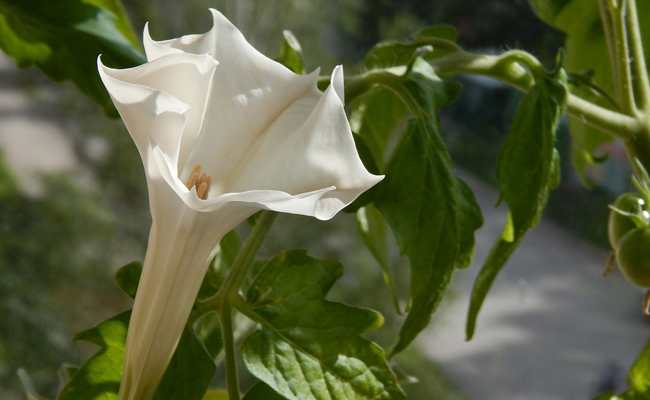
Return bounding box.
[98,8,382,400]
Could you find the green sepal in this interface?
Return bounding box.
[240,250,406,400]
[0,0,145,116]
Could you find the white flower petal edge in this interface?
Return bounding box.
[98,8,382,400]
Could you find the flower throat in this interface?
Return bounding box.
[185,164,211,200]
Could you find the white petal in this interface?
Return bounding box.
[98,53,218,171]
[331,65,346,104]
[119,182,256,400]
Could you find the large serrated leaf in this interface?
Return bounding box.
[0,0,145,116]
[372,59,478,355]
[58,311,130,400]
[466,72,568,340]
[240,250,406,400]
[375,120,458,356]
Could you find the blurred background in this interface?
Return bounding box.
[1,1,647,399]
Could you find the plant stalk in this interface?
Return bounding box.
[625,0,650,112]
[220,303,240,400]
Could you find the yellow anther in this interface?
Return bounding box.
[185,164,211,200]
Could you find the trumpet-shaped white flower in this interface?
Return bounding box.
[98,9,382,400]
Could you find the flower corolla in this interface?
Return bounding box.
[98,9,382,400]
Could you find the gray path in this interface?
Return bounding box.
[418,171,650,400]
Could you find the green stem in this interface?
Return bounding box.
[219,210,277,300]
[599,0,620,104]
[608,0,637,114]
[625,0,650,112]
[428,50,640,140]
[220,303,240,400]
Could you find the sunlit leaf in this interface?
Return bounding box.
[628,334,650,394]
[240,250,406,400]
[0,0,145,116]
[58,311,130,400]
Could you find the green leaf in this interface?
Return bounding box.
[275,30,304,74]
[243,382,286,400]
[198,229,241,300]
[193,312,223,359]
[202,390,229,400]
[240,250,406,400]
[58,364,79,392]
[114,261,142,299]
[0,0,145,116]
[356,205,401,313]
[375,120,459,356]
[243,383,288,400]
[372,59,473,355]
[58,311,130,400]
[466,71,568,340]
[58,311,215,400]
[628,334,650,394]
[350,89,407,171]
[153,327,216,400]
[529,0,650,179]
[0,150,19,198]
[455,178,484,269]
[591,392,619,400]
[364,24,458,69]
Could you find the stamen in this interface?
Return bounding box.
[185,164,212,200]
